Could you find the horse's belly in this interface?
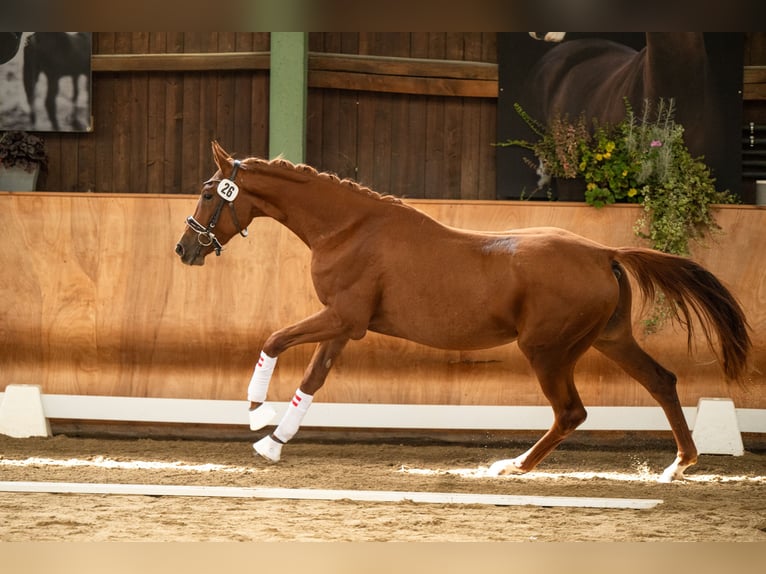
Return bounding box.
[368,299,518,351]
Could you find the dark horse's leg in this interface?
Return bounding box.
[593,268,696,482]
[44,73,60,131]
[22,39,39,128]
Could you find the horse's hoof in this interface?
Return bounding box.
[658,467,685,483]
[658,455,692,482]
[253,435,282,463]
[249,404,277,431]
[486,459,525,477]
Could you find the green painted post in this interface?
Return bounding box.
[269,32,308,163]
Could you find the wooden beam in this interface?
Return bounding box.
[308,53,498,81]
[744,65,766,100]
[92,52,270,72]
[309,70,497,98]
[91,51,498,98]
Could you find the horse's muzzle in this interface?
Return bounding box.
[175,240,206,266]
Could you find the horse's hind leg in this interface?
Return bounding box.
[44,75,60,131]
[254,336,349,462]
[594,266,697,482]
[489,349,588,476]
[595,333,696,482]
[22,50,38,127]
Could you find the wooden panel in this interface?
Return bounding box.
[309,53,497,80]
[92,52,271,72]
[306,32,498,201]
[744,66,766,100]
[39,33,271,195]
[40,32,496,197]
[308,70,497,97]
[1,194,763,411]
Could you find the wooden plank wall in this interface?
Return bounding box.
[1,193,763,409]
[30,32,766,200]
[40,33,272,195]
[306,33,498,200]
[36,33,498,199]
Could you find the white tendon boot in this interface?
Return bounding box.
[247,352,278,430]
[253,389,314,463]
[253,434,284,463]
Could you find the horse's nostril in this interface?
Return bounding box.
[175,243,185,257]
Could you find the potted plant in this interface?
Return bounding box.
[0,130,48,191]
[499,99,735,256]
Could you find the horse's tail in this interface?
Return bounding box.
[613,247,751,383]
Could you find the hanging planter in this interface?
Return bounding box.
[0,131,48,191]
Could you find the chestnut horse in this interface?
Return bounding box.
[175,142,750,482]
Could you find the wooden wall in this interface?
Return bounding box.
[35,32,497,200]
[43,33,272,195]
[1,193,763,409]
[306,33,497,199]
[28,32,766,200]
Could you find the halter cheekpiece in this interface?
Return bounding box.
[185,159,249,256]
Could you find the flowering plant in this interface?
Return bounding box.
[0,131,49,173]
[498,103,588,183]
[499,99,735,255]
[578,121,641,206]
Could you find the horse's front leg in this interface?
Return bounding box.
[246,307,350,430]
[254,336,349,462]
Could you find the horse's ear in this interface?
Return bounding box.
[211,141,231,172]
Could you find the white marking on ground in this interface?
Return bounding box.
[396,465,766,484]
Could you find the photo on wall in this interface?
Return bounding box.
[495,33,743,200]
[0,32,92,132]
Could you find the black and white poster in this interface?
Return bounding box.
[0,32,92,132]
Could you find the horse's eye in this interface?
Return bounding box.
[203,193,213,200]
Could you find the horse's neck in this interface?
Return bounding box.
[251,168,380,249]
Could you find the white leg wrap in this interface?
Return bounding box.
[272,389,314,444]
[247,351,277,403]
[253,435,283,463]
[247,351,278,431]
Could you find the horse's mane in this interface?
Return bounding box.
[242,156,403,205]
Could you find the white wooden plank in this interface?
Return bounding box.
[0,393,763,433]
[0,481,663,509]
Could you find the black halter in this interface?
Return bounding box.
[185,160,249,256]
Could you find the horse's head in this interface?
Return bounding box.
[175,141,253,266]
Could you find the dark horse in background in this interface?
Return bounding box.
[523,33,729,192]
[0,33,22,65]
[23,32,91,131]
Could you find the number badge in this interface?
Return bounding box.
[217,179,239,201]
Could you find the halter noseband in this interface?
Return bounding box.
[185,160,249,256]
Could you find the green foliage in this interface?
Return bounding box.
[579,121,641,207]
[499,99,735,256]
